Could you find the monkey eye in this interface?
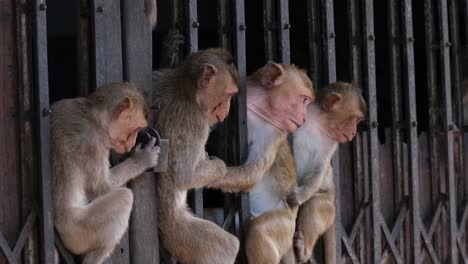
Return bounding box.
[302,96,311,105]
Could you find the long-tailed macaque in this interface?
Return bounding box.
[153,50,312,263]
[51,83,160,264]
[290,81,367,263]
[245,64,314,264]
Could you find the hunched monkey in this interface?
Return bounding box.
[153,50,312,263]
[244,64,315,264]
[51,82,160,264]
[290,81,367,263]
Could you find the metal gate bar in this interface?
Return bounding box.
[401,1,421,262]
[423,3,444,262]
[387,1,408,261]
[307,0,321,87]
[361,0,381,263]
[277,0,289,64]
[437,1,458,263]
[346,0,367,261]
[33,0,55,262]
[121,0,159,262]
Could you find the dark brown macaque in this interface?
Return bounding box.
[244,64,314,264]
[290,81,366,263]
[154,49,290,263]
[52,83,160,264]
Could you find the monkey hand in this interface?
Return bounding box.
[286,186,303,207]
[132,137,160,169]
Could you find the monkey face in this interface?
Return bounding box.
[267,74,314,133]
[199,72,239,126]
[109,107,148,154]
[324,94,365,143]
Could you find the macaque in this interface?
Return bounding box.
[51,83,160,264]
[153,50,307,263]
[245,64,314,264]
[289,81,367,263]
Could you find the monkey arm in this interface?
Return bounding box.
[288,163,328,206]
[176,157,227,190]
[108,158,149,188]
[206,163,259,192]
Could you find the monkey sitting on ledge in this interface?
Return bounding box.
[51,82,160,264]
[289,81,367,263]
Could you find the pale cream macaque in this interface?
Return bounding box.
[51,83,160,264]
[245,63,314,264]
[290,82,367,263]
[154,50,293,264]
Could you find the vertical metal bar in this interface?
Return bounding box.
[320,0,337,263]
[263,0,275,61]
[449,0,462,128]
[387,1,408,260]
[121,0,159,262]
[321,0,336,83]
[307,0,321,87]
[277,0,290,63]
[33,0,54,262]
[347,0,366,262]
[218,0,230,49]
[437,0,458,262]
[90,0,123,88]
[232,1,248,262]
[362,0,381,262]
[187,0,199,53]
[448,0,464,213]
[424,0,441,222]
[401,1,421,262]
[185,0,203,218]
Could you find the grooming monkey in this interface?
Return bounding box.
[153,50,312,263]
[51,83,160,264]
[244,64,314,264]
[289,82,366,263]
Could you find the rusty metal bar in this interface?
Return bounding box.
[307,0,321,87]
[387,0,407,259]
[448,0,464,211]
[347,0,366,262]
[33,0,55,262]
[263,0,275,61]
[277,0,290,63]
[401,1,421,262]
[320,0,337,263]
[362,0,381,263]
[90,0,123,88]
[217,0,230,49]
[437,0,458,262]
[121,0,159,262]
[232,1,249,262]
[321,0,336,83]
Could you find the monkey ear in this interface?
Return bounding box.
[114,97,132,119]
[261,62,285,88]
[322,92,342,112]
[200,64,219,90]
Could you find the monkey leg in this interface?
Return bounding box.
[160,213,239,264]
[246,209,296,264]
[56,187,134,264]
[295,193,335,263]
